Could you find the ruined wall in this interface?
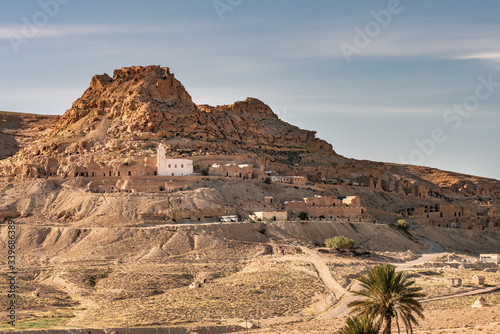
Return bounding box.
[401,202,490,230]
[208,164,254,179]
[8,325,233,334]
[0,154,159,180]
[343,196,361,207]
[412,184,430,198]
[270,175,307,185]
[285,196,365,218]
[290,176,307,185]
[85,175,200,193]
[254,211,288,221]
[402,203,472,219]
[304,196,342,207]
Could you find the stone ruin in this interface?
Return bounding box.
[471,296,489,308]
[472,275,485,286]
[449,278,462,287]
[284,195,366,220]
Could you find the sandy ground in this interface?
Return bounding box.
[0,200,498,331]
[249,307,500,333]
[249,238,500,334]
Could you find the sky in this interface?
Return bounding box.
[1,0,500,180]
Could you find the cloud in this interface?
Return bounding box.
[0,20,222,40]
[269,20,500,63]
[288,101,439,117]
[3,17,498,65]
[0,24,156,40]
[458,51,500,61]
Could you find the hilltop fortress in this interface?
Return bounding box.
[0,65,498,231]
[2,65,500,334]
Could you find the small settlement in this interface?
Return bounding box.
[2,142,498,230]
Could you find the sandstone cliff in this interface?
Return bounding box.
[46,65,333,155]
[0,65,498,228]
[1,66,499,333]
[0,111,58,159]
[0,65,341,180]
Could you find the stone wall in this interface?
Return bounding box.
[400,202,494,230]
[85,176,200,193]
[401,203,472,220]
[271,175,307,186]
[253,211,288,221]
[285,195,365,218]
[208,163,254,179]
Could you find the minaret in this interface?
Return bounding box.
[157,143,166,171]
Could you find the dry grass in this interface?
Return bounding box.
[0,310,78,331]
[0,268,78,309]
[411,268,500,299]
[425,291,500,310]
[72,266,326,328]
[0,268,79,329]
[328,260,377,288]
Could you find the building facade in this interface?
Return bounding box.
[253,211,288,221]
[208,163,254,179]
[157,144,193,176]
[284,195,365,219]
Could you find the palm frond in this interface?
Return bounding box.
[347,264,425,334]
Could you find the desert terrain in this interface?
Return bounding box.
[0,66,498,333]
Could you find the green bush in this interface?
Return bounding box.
[264,177,271,184]
[324,236,355,249]
[299,212,309,220]
[397,219,410,232]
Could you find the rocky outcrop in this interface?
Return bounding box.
[0,65,336,179]
[0,111,58,160]
[0,65,497,216]
[199,99,333,152]
[46,65,333,155]
[50,66,196,136]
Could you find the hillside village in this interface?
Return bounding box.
[1,135,498,231]
[0,66,499,232]
[0,65,499,333]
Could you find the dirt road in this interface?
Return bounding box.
[394,237,444,271]
[300,247,346,299]
[319,237,445,319]
[422,285,500,303]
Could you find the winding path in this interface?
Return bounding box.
[319,237,445,319]
[300,247,346,299]
[393,237,443,271]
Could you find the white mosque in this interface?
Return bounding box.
[157,143,193,176]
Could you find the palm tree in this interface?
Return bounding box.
[338,315,381,334]
[348,264,425,334]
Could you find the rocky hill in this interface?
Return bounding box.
[46,65,333,155]
[0,111,58,160]
[0,65,498,229]
[0,66,342,180]
[1,65,499,333]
